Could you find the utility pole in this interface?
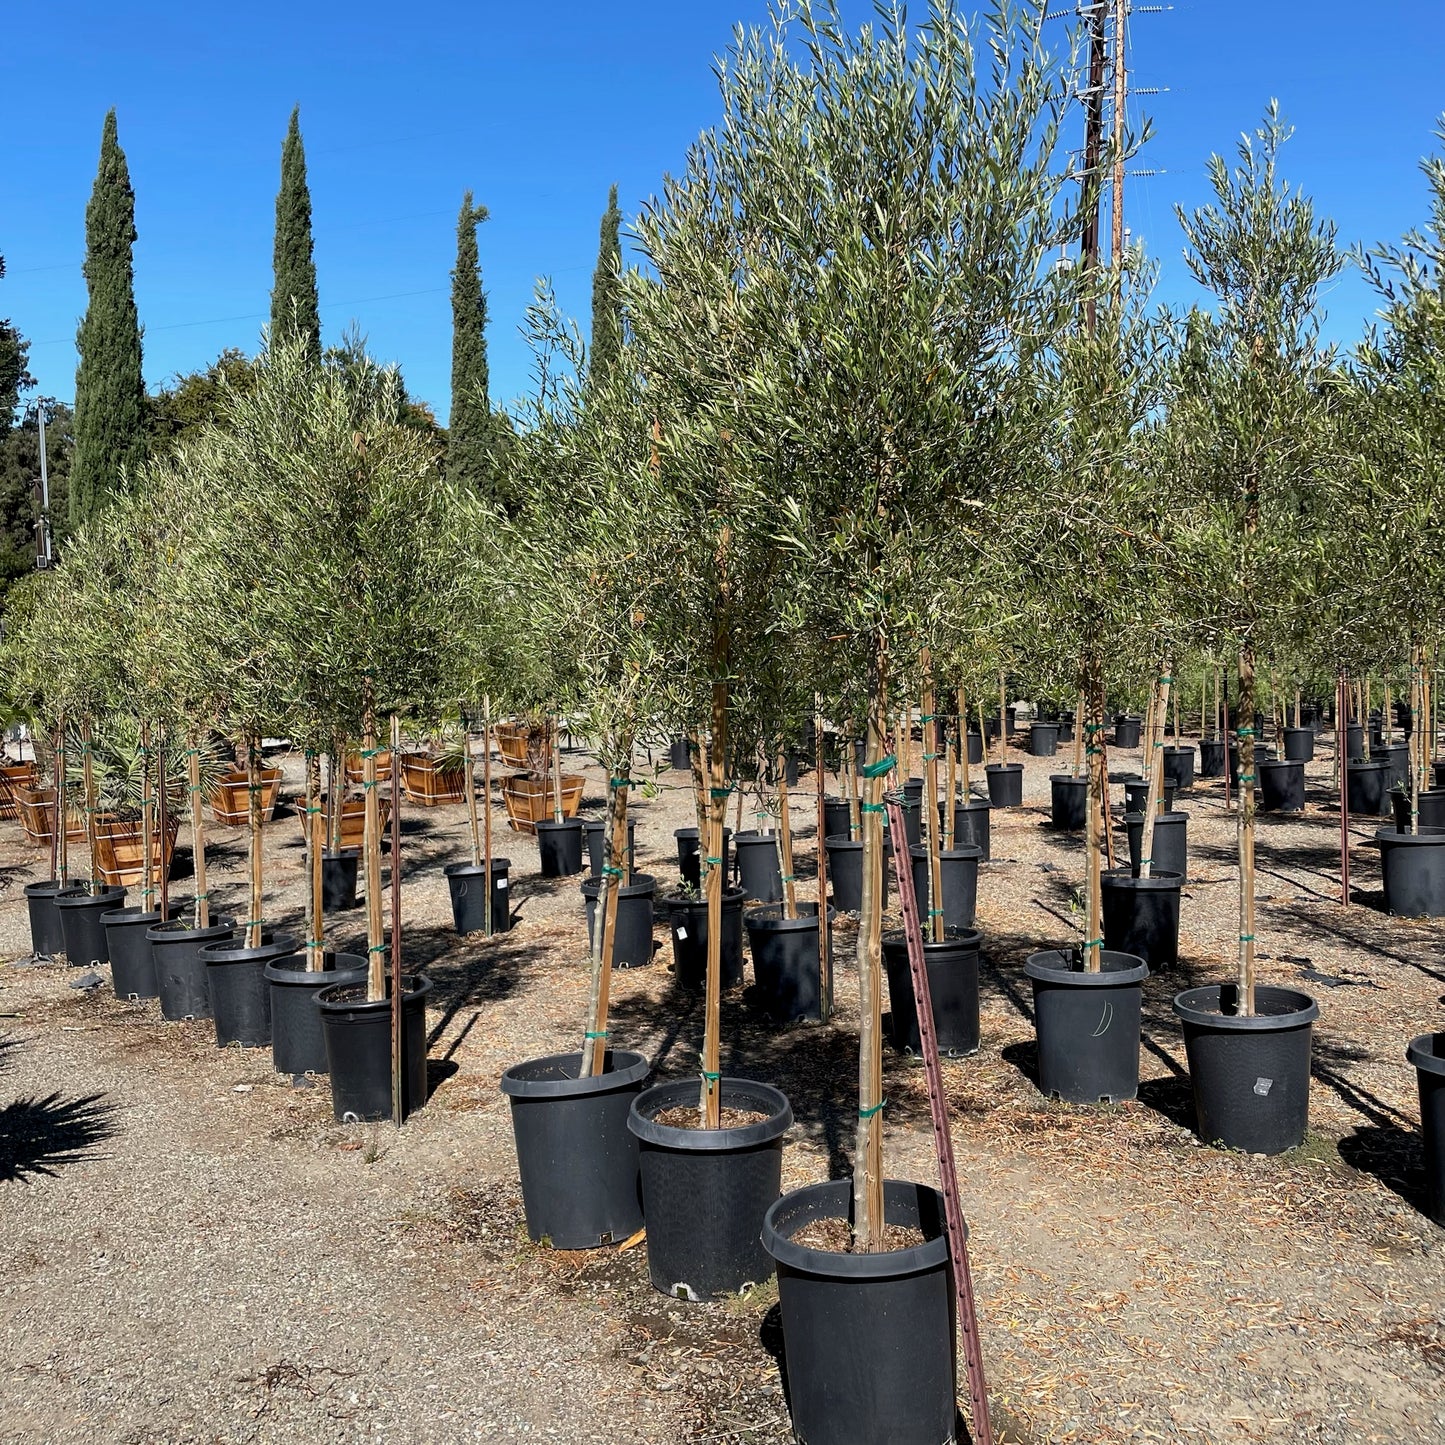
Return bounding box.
[1110,0,1128,274]
[1080,2,1108,336]
[33,400,54,570]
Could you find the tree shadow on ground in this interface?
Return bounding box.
[420,930,535,1050]
[0,1089,117,1182]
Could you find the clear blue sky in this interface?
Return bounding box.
[2,1,1442,423]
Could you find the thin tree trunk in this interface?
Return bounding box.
[390,713,405,1127]
[362,704,385,1001]
[187,733,211,929]
[581,741,633,1078]
[81,718,100,897]
[1138,663,1172,880]
[52,717,65,884]
[777,746,797,920]
[483,696,494,935]
[700,678,729,1128]
[921,657,944,943]
[550,710,565,824]
[306,752,324,970]
[845,723,860,839]
[465,710,483,870]
[943,723,957,849]
[1072,691,1085,778]
[140,720,155,916]
[1237,649,1258,1015]
[958,687,971,797]
[1084,658,1106,972]
[996,671,1008,766]
[814,697,831,1024]
[156,725,170,922]
[689,731,707,837]
[246,731,264,948]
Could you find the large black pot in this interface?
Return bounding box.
[964,731,984,765]
[1374,827,1445,918]
[1198,737,1226,777]
[321,848,360,910]
[663,885,746,991]
[1172,984,1318,1154]
[444,858,512,935]
[733,830,784,903]
[149,918,236,1021]
[582,873,656,969]
[23,879,69,959]
[884,789,922,847]
[1406,1033,1445,1226]
[941,798,991,860]
[761,1179,956,1445]
[201,932,298,1048]
[1419,791,1445,831]
[536,818,585,878]
[586,818,638,880]
[102,906,163,999]
[1163,745,1196,790]
[1376,743,1411,794]
[1024,949,1148,1103]
[1124,810,1189,883]
[1123,779,1176,815]
[1029,722,1059,758]
[1345,761,1389,817]
[744,903,832,1023]
[1258,758,1306,813]
[266,951,368,1075]
[1100,868,1181,968]
[668,737,692,771]
[984,762,1023,809]
[822,797,856,842]
[673,825,730,890]
[1282,727,1315,763]
[1050,774,1088,830]
[1347,723,1366,761]
[1433,760,1445,791]
[500,1049,651,1248]
[317,972,433,1123]
[1229,743,1275,787]
[824,835,889,913]
[881,927,981,1057]
[628,1077,792,1301]
[1114,715,1143,749]
[55,886,126,968]
[907,843,980,932]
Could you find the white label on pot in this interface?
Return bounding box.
[676,927,688,941]
[496,878,508,889]
[1254,1077,1273,1096]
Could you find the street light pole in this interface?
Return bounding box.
[33,399,53,569]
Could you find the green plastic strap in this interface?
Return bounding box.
[709,785,734,799]
[1084,937,1104,948]
[923,752,942,761]
[1235,727,1255,738]
[602,865,625,877]
[1159,676,1173,684]
[927,908,943,917]
[1239,933,1255,942]
[609,777,632,790]
[781,874,797,883]
[305,939,325,949]
[305,805,322,815]
[919,714,937,722]
[360,747,386,758]
[584,1030,608,1040]
[858,1100,886,1120]
[1240,774,1255,784]
[860,802,885,814]
[700,1068,721,1083]
[194,892,209,901]
[1084,723,1106,734]
[368,944,388,954]
[242,919,264,928]
[703,856,722,866]
[362,779,380,789]
[861,755,897,778]
[186,748,200,757]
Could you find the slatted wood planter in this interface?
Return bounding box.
[92,814,181,888]
[400,752,468,806]
[0,762,37,819]
[296,794,389,851]
[344,749,393,785]
[211,768,283,826]
[15,786,87,847]
[495,722,545,770]
[500,772,585,835]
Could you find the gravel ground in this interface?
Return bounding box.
[2,728,1444,1444]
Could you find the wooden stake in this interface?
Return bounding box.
[464,710,483,870]
[814,697,831,1023]
[777,746,798,920]
[306,751,324,970]
[1072,691,1085,777]
[921,659,945,943]
[80,718,100,896]
[1237,649,1258,1016]
[156,725,170,922]
[140,720,155,916]
[996,670,1008,766]
[700,678,729,1127]
[52,717,65,885]
[1137,663,1172,880]
[581,745,632,1078]
[188,734,211,930]
[362,704,385,1002]
[957,687,971,799]
[844,722,860,839]
[1084,659,1106,972]
[1338,671,1351,908]
[390,713,404,1127]
[483,696,494,936]
[245,730,264,947]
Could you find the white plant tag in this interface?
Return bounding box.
[1253,1077,1272,1096]
[497,878,508,889]
[676,927,688,941]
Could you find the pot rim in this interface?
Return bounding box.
[315,972,434,1015]
[743,901,835,933]
[1024,948,1148,986]
[1372,826,1445,848]
[628,1077,792,1151]
[761,1178,950,1279]
[146,918,236,944]
[731,829,781,845]
[500,1048,649,1099]
[1101,868,1182,891]
[534,817,584,833]
[54,886,126,909]
[264,951,367,984]
[24,878,79,898]
[673,824,732,840]
[983,762,1023,774]
[101,906,164,926]
[580,873,655,900]
[1407,1033,1445,1078]
[661,884,747,911]
[201,933,300,966]
[321,846,362,861]
[1172,983,1319,1030]
[881,926,982,953]
[906,842,983,862]
[443,858,512,877]
[1050,773,1089,786]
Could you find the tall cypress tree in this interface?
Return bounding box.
[589,184,623,387]
[270,106,320,361]
[448,191,494,495]
[70,110,145,526]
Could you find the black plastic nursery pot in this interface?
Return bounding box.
[674,825,731,890]
[1114,715,1143,749]
[1347,723,1366,761]
[744,902,832,1023]
[885,789,923,847]
[733,830,784,903]
[1376,743,1411,794]
[1100,868,1181,968]
[1029,722,1059,758]
[984,762,1023,808]
[1406,1033,1445,1225]
[1172,984,1319,1154]
[668,737,692,771]
[1229,743,1275,786]
[941,799,991,860]
[582,873,656,969]
[761,1178,956,1445]
[586,818,638,880]
[908,843,981,932]
[1057,716,1075,743]
[23,879,69,959]
[628,1077,792,1300]
[500,1049,651,1249]
[55,885,126,968]
[201,932,299,1049]
[824,834,890,914]
[1433,760,1445,791]
[317,972,433,1123]
[1024,949,1149,1103]
[149,918,236,1021]
[1198,737,1226,777]
[1050,774,1088,830]
[1163,745,1196,791]
[1345,760,1389,818]
[444,858,512,935]
[102,906,163,999]
[1282,726,1315,763]
[1258,758,1306,813]
[1124,810,1189,883]
[266,951,368,1075]
[1419,791,1445,831]
[1123,779,1176,815]
[321,848,360,911]
[881,927,981,1058]
[664,885,746,992]
[822,797,855,841]
[1374,827,1445,918]
[536,818,585,879]
[964,731,984,765]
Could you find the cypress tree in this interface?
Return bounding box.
[270,106,320,361]
[70,110,145,526]
[448,191,494,496]
[589,184,623,387]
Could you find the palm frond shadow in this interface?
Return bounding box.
[0,1090,117,1182]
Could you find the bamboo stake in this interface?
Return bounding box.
[777,746,798,920]
[814,697,831,1023]
[52,717,65,884]
[140,720,155,916]
[1137,663,1172,880]
[245,731,264,948]
[1083,659,1106,972]
[1200,670,1208,740]
[921,659,944,943]
[390,713,404,1128]
[306,751,324,970]
[581,749,632,1078]
[483,696,494,936]
[942,722,957,849]
[1338,672,1351,907]
[187,735,211,929]
[701,678,729,1127]
[156,725,170,922]
[996,671,1008,766]
[844,722,860,839]
[464,711,483,871]
[550,710,565,824]
[362,704,385,1001]
[957,687,970,799]
[1237,649,1258,1016]
[1223,694,1233,812]
[1172,679,1180,745]
[1295,687,1302,731]
[81,718,99,896]
[1072,691,1085,777]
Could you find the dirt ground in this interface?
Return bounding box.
[2,727,1444,1444]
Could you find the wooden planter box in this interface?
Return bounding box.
[296,794,390,851]
[93,814,181,888]
[0,762,37,820]
[500,772,585,835]
[400,752,468,807]
[344,750,393,785]
[211,768,283,827]
[496,722,546,771]
[15,786,87,847]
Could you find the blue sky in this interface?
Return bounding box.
[2,1,1442,423]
